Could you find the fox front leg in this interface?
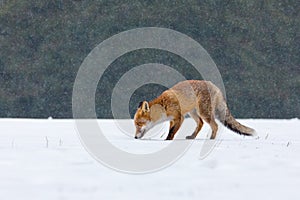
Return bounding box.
[166,117,183,140]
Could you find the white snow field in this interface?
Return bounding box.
[0,118,300,200]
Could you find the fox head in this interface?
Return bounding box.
[134,101,151,139]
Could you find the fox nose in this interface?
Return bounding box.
[134,136,138,139]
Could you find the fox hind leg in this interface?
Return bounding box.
[202,116,218,139]
[186,110,204,139]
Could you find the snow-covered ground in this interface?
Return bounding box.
[0,118,299,200]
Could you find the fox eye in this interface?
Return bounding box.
[135,120,146,127]
[136,122,143,127]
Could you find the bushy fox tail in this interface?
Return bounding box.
[224,109,256,136]
[216,105,256,136]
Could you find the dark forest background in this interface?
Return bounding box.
[0,0,299,118]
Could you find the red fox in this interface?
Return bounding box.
[134,80,256,140]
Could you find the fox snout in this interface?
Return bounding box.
[135,129,146,139]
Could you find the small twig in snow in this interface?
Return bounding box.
[287,142,290,147]
[265,134,269,140]
[160,132,166,138]
[45,136,49,148]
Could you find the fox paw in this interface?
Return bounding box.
[186,135,196,140]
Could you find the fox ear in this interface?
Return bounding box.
[141,101,150,113]
[138,101,143,108]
